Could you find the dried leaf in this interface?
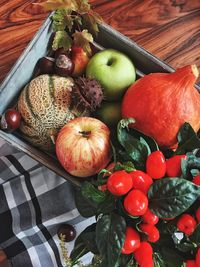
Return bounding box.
[73,0,90,14]
[52,30,72,51]
[72,29,93,55]
[36,0,75,11]
[82,10,103,35]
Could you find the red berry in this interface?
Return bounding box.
[146,151,166,179]
[142,208,159,225]
[196,248,200,267]
[107,170,133,196]
[186,260,197,267]
[122,227,141,254]
[124,189,148,216]
[134,241,153,267]
[193,174,200,186]
[130,170,153,194]
[196,207,200,223]
[139,223,160,243]
[177,214,197,236]
[166,155,187,177]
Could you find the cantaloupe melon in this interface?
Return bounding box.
[17,75,80,151]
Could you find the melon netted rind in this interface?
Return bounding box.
[18,74,76,151]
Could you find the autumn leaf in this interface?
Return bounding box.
[72,29,93,55]
[82,10,103,35]
[52,30,72,51]
[73,0,90,14]
[36,0,75,11]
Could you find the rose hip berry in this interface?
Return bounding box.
[124,189,148,216]
[196,248,200,267]
[192,173,200,186]
[130,170,153,194]
[142,208,159,225]
[107,170,133,196]
[166,155,187,177]
[186,260,197,267]
[196,207,200,223]
[133,241,153,267]
[146,151,166,179]
[177,214,197,236]
[57,224,76,242]
[139,223,160,243]
[122,227,141,254]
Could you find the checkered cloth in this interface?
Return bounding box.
[0,137,93,267]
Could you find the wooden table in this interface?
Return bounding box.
[0,0,199,265]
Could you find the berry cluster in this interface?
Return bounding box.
[99,151,200,267]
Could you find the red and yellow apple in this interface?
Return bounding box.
[56,117,111,177]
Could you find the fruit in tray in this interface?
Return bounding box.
[56,117,111,177]
[86,49,136,101]
[17,75,103,151]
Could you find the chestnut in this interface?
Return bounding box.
[57,224,76,242]
[55,47,70,59]
[37,57,55,74]
[54,54,74,77]
[0,109,21,132]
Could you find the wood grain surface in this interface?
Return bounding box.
[0,0,200,83]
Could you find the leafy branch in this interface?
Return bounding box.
[36,0,103,54]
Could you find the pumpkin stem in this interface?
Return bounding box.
[192,64,199,78]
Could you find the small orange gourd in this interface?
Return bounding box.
[122,65,200,148]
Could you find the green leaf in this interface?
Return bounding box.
[175,241,197,253]
[159,248,184,267]
[174,123,200,155]
[117,119,147,170]
[81,181,107,204]
[75,186,116,218]
[52,30,72,51]
[117,254,136,267]
[114,161,136,172]
[95,213,126,267]
[148,178,200,218]
[190,223,200,246]
[52,9,70,31]
[117,118,158,170]
[70,223,98,263]
[153,252,166,267]
[181,153,200,180]
[75,189,97,218]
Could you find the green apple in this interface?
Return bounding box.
[96,101,121,126]
[86,49,136,101]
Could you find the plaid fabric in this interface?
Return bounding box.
[0,137,94,267]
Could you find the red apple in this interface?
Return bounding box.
[71,45,90,77]
[56,117,111,177]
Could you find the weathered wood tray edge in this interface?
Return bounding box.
[0,15,199,187]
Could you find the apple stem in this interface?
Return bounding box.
[79,131,91,138]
